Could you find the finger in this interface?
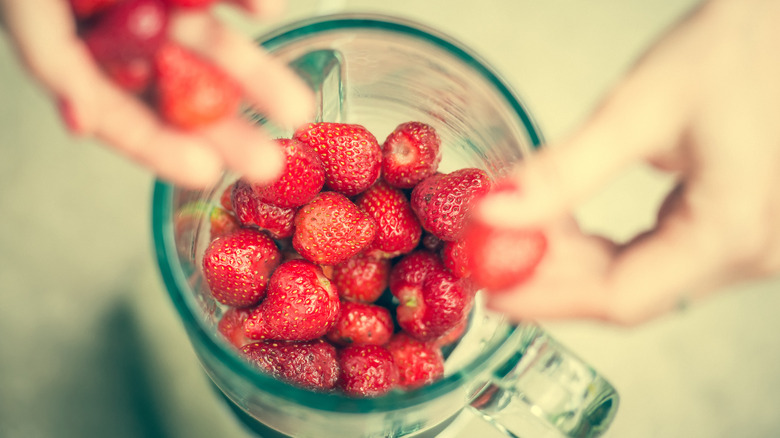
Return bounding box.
[169,11,315,129]
[477,9,704,229]
[200,116,285,184]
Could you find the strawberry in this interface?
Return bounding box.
[388,250,443,298]
[209,206,240,239]
[441,239,470,278]
[381,121,442,189]
[202,228,281,307]
[386,332,444,390]
[217,307,253,349]
[294,123,382,196]
[394,265,474,341]
[82,0,168,92]
[154,43,241,129]
[231,178,296,239]
[241,339,339,392]
[69,0,120,19]
[355,180,421,258]
[292,192,377,265]
[463,220,547,292]
[338,344,399,398]
[332,253,389,303]
[411,168,492,241]
[326,301,394,347]
[244,259,340,341]
[252,138,325,208]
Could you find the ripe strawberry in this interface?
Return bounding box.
[463,220,547,292]
[388,250,443,298]
[338,344,399,398]
[292,192,377,265]
[381,121,442,189]
[332,253,389,303]
[69,0,120,19]
[386,332,444,390]
[394,265,474,341]
[355,180,421,258]
[202,228,281,307]
[209,206,240,239]
[244,259,340,341]
[82,0,168,92]
[154,43,241,129]
[441,239,470,278]
[241,339,339,392]
[218,307,253,349]
[411,168,492,241]
[326,301,394,347]
[294,123,382,196]
[252,138,325,208]
[232,178,296,239]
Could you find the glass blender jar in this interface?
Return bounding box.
[152,14,619,438]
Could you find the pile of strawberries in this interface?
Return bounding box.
[69,0,240,129]
[199,121,548,398]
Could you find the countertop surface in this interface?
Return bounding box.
[3,1,780,437]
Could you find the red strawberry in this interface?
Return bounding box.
[241,339,339,391]
[463,220,547,292]
[202,228,281,307]
[394,265,474,341]
[209,206,240,240]
[252,138,325,208]
[218,307,253,349]
[326,301,394,347]
[332,253,389,303]
[69,0,120,19]
[338,344,399,398]
[388,250,443,298]
[381,121,442,189]
[294,123,382,196]
[441,239,470,278]
[292,192,377,265]
[231,178,296,239]
[154,43,241,129]
[355,180,421,258]
[411,168,492,241]
[386,332,444,390]
[161,0,216,8]
[244,259,340,341]
[82,0,168,92]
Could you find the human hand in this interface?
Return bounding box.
[477,0,780,325]
[0,0,314,188]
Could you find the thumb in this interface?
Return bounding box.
[477,10,701,228]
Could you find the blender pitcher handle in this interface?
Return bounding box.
[469,326,619,438]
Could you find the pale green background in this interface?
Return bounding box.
[2,1,780,437]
